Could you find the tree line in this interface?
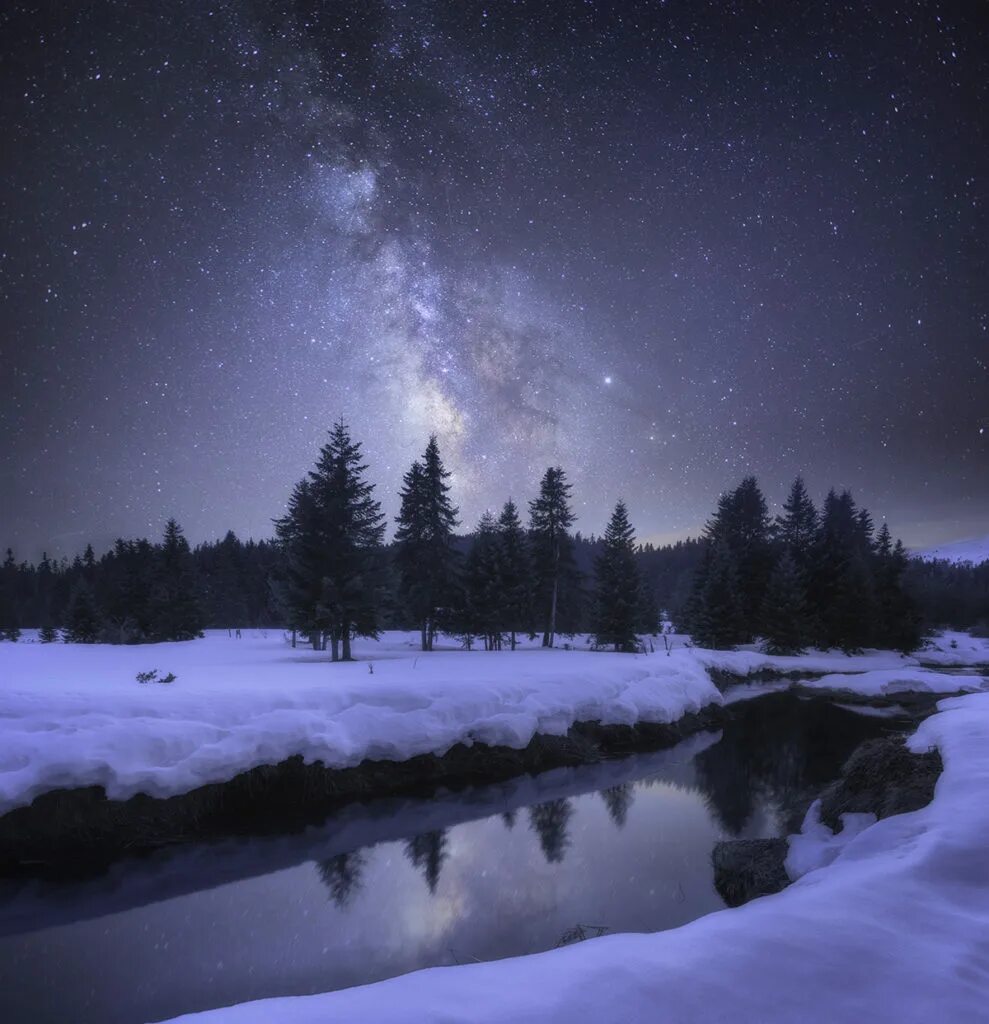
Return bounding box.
[1,422,986,650]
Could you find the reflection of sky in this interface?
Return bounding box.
[0,777,730,1024]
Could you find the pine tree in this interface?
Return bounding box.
[393,436,460,651]
[462,511,504,650]
[496,499,532,650]
[760,551,813,655]
[593,500,641,652]
[62,578,102,643]
[873,524,921,653]
[809,490,875,651]
[529,467,576,647]
[149,519,205,642]
[704,477,774,639]
[775,476,818,562]
[0,548,20,641]
[686,540,746,649]
[275,422,386,661]
[39,622,59,643]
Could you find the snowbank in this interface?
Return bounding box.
[0,631,985,815]
[0,633,720,814]
[160,692,989,1024]
[801,667,986,697]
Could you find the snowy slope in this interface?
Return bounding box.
[159,692,989,1024]
[916,534,989,564]
[0,631,986,814]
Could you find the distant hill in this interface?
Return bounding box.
[916,535,989,564]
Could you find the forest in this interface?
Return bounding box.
[1,423,986,654]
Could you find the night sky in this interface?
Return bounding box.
[2,0,987,559]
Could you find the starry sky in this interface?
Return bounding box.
[2,0,987,559]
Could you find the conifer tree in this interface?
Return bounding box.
[275,422,386,661]
[528,466,576,647]
[686,540,746,649]
[601,783,635,828]
[873,524,921,653]
[149,519,205,642]
[809,489,875,651]
[760,551,813,655]
[394,436,460,651]
[317,851,367,908]
[496,499,532,650]
[775,476,818,562]
[62,578,102,643]
[462,511,503,650]
[703,477,774,639]
[0,548,20,641]
[39,622,59,643]
[593,499,641,652]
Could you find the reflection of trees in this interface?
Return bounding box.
[694,693,904,835]
[528,798,574,863]
[404,830,449,893]
[317,850,368,908]
[601,783,635,828]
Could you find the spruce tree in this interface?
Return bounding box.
[275,422,386,661]
[873,524,921,653]
[0,548,20,641]
[775,476,818,562]
[686,540,746,649]
[760,551,813,655]
[593,499,641,652]
[809,490,875,651]
[62,578,102,643]
[528,466,576,647]
[149,519,205,642]
[496,499,532,650]
[394,436,460,651]
[462,511,503,650]
[274,479,327,649]
[39,622,59,643]
[703,477,774,639]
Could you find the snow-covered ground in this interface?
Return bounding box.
[157,691,989,1023]
[916,533,989,564]
[1,630,986,814]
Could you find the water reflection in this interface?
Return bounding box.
[0,693,911,1024]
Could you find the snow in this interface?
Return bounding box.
[0,630,986,815]
[0,632,720,814]
[784,799,876,880]
[801,667,986,697]
[916,534,989,564]
[158,691,989,1024]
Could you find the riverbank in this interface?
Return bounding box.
[160,691,989,1024]
[1,631,985,871]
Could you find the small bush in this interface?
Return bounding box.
[136,669,177,684]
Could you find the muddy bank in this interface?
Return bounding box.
[712,732,943,907]
[0,705,725,876]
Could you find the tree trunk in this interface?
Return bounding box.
[330,634,340,662]
[510,630,517,651]
[291,629,297,649]
[341,629,352,661]
[421,623,428,652]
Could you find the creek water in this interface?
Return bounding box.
[0,692,914,1024]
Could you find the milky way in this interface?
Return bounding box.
[2,0,987,556]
